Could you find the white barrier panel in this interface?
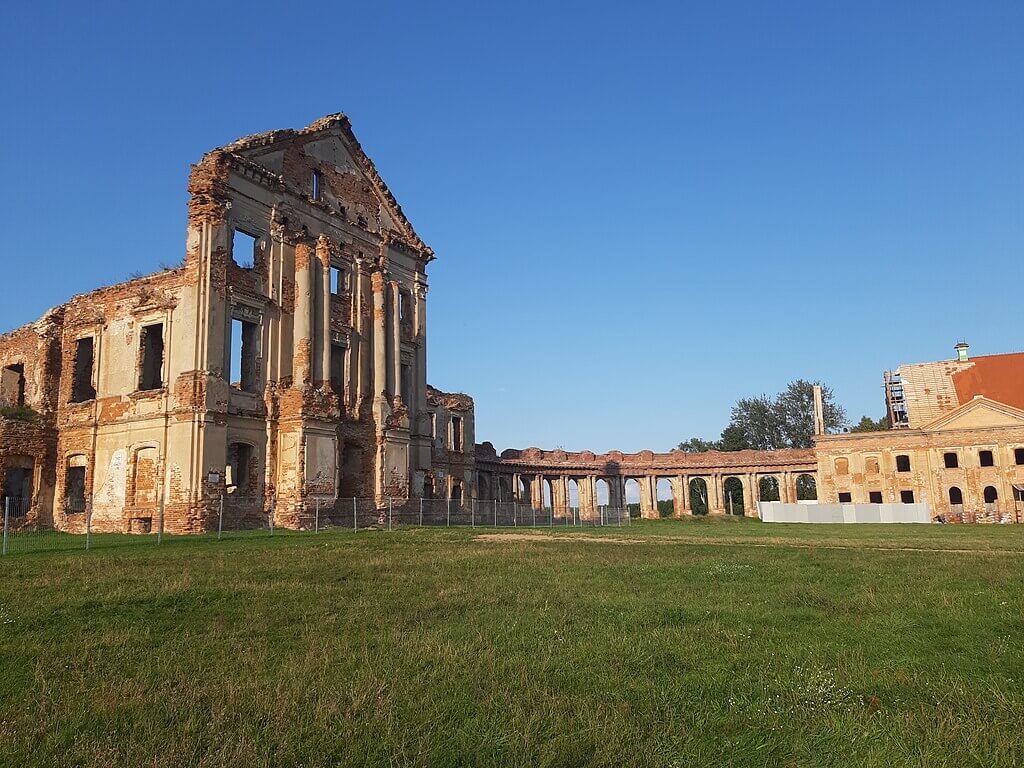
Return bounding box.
[759,502,931,524]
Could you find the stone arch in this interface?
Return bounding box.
[477,472,491,501]
[758,475,780,502]
[624,478,641,518]
[984,485,998,504]
[567,478,580,517]
[595,478,610,506]
[948,486,963,506]
[688,477,709,515]
[542,478,553,510]
[723,476,745,515]
[656,478,674,517]
[796,473,817,501]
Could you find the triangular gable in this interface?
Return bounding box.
[920,396,1024,431]
[222,114,430,255]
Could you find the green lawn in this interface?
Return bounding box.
[1,518,1022,767]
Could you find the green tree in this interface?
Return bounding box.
[849,414,890,433]
[676,437,721,452]
[676,380,848,453]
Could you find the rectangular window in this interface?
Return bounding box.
[838,492,852,503]
[1,364,25,407]
[900,490,915,504]
[451,416,463,452]
[65,466,86,513]
[400,291,410,323]
[979,450,995,467]
[943,452,958,469]
[312,170,321,200]
[229,318,259,393]
[232,229,258,269]
[1015,448,1024,465]
[895,454,911,473]
[430,413,436,438]
[869,491,883,504]
[70,337,96,403]
[138,324,164,391]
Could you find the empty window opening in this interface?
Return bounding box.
[943,452,959,469]
[451,480,463,504]
[1,364,25,407]
[948,486,963,506]
[232,229,258,269]
[312,170,321,200]
[838,492,852,503]
[70,337,96,402]
[423,475,434,499]
[900,490,915,504]
[979,450,995,467]
[895,454,911,473]
[226,443,253,494]
[865,457,880,475]
[983,485,998,504]
[138,324,164,391]
[229,318,259,393]
[430,413,437,439]
[3,458,34,515]
[869,491,883,504]
[1016,448,1024,465]
[451,416,463,452]
[65,464,87,513]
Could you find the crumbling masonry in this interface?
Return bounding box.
[0,115,474,533]
[1,116,1022,531]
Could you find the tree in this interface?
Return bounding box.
[773,380,846,449]
[676,379,848,452]
[850,414,890,433]
[676,437,721,453]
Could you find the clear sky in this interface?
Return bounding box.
[2,1,1021,453]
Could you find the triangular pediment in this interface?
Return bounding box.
[225,115,429,253]
[920,396,1024,431]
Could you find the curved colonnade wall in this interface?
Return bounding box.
[473,443,817,519]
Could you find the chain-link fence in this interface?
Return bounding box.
[0,495,632,558]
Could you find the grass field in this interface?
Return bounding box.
[1,518,1023,767]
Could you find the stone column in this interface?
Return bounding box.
[371,271,388,406]
[709,474,724,515]
[315,235,331,386]
[414,278,428,431]
[744,473,755,517]
[292,239,315,387]
[672,475,686,517]
[533,474,545,510]
[354,258,371,415]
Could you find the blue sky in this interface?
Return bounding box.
[2,1,1021,452]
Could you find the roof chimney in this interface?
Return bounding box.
[954,340,970,363]
[812,384,825,436]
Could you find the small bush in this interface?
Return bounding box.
[0,405,39,422]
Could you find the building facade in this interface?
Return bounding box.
[818,348,1024,522]
[0,115,470,532]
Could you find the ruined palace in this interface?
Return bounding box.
[0,115,1021,531]
[0,115,475,533]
